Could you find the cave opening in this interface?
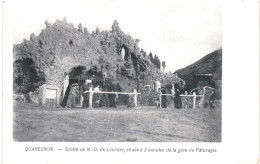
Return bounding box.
[69,66,102,85]
[13,57,45,94]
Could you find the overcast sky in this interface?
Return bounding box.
[12,0,222,72]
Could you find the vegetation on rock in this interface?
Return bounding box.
[13,19,180,94]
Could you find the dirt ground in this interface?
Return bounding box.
[13,101,221,142]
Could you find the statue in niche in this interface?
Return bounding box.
[120,47,125,60]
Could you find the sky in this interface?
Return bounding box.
[12,0,222,72]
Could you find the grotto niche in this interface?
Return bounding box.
[119,44,129,61]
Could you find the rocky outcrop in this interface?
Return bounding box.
[13,19,179,95]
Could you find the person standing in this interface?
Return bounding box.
[67,83,78,108]
[82,80,90,108]
[174,83,182,109]
[169,83,175,109]
[155,88,162,108]
[99,88,110,108]
[209,90,215,108]
[161,87,167,108]
[93,85,100,108]
[79,86,83,106]
[60,85,71,108]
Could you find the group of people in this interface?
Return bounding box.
[154,80,216,109]
[82,84,119,108]
[61,79,215,109]
[154,80,186,109]
[61,80,119,108]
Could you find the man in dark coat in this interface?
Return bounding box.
[108,85,117,108]
[82,81,90,108]
[161,88,167,108]
[99,88,110,108]
[174,83,182,109]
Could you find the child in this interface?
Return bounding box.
[155,88,162,108]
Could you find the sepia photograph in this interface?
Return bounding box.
[11,0,222,142]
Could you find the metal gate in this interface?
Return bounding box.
[69,75,127,106]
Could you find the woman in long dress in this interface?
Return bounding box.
[67,83,78,108]
[166,83,175,109]
[60,85,71,107]
[92,85,101,108]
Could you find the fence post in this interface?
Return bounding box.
[80,94,83,107]
[193,92,196,109]
[199,91,205,108]
[63,75,69,98]
[133,89,137,107]
[159,94,162,108]
[89,87,93,108]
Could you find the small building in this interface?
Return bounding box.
[39,84,60,108]
[194,74,214,87]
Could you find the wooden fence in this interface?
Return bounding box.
[160,92,204,109]
[83,89,141,108]
[64,75,213,109]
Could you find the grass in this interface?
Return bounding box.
[13,101,221,142]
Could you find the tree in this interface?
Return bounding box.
[162,61,166,72]
[149,52,153,63]
[157,57,161,70]
[153,55,161,70]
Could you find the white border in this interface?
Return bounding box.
[2,0,259,164]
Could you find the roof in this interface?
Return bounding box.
[195,74,213,77]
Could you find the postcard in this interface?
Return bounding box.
[1,0,259,163]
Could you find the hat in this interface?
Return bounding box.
[85,79,92,83]
[71,83,79,87]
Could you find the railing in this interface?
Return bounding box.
[68,75,131,92]
[160,92,204,109]
[69,75,114,90]
[83,89,141,108]
[64,74,213,109]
